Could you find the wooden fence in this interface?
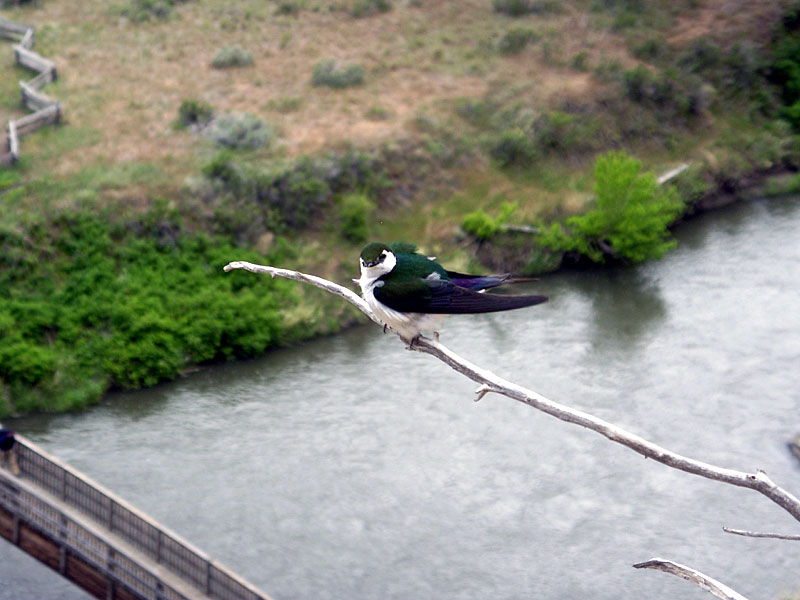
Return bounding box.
[1,16,61,166]
[1,437,272,600]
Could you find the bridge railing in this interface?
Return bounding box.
[0,472,190,600]
[12,436,269,600]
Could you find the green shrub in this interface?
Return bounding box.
[211,46,254,68]
[461,202,517,240]
[723,42,763,91]
[538,151,684,263]
[311,59,365,88]
[0,209,300,417]
[116,0,187,21]
[202,151,241,186]
[0,342,57,386]
[623,65,653,102]
[497,28,538,55]
[632,36,665,61]
[461,210,497,240]
[199,149,387,236]
[206,113,271,150]
[0,171,21,192]
[532,111,578,152]
[177,99,214,128]
[490,128,537,167]
[268,96,303,113]
[276,0,301,14]
[571,51,589,71]
[492,0,558,16]
[366,104,392,120]
[349,0,391,17]
[676,38,721,75]
[770,9,800,130]
[454,98,496,128]
[339,192,374,242]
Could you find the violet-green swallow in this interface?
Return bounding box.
[357,241,548,341]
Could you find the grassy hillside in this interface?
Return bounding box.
[2,0,799,415]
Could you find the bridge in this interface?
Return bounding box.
[0,435,273,600]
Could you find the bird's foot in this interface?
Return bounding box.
[404,334,422,350]
[383,324,388,334]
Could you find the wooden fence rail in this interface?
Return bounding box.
[1,437,272,600]
[1,16,61,166]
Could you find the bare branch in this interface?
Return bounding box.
[224,261,800,524]
[223,261,380,325]
[723,527,800,541]
[656,162,690,185]
[474,384,496,403]
[633,558,749,600]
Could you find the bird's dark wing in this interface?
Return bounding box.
[445,270,540,292]
[374,277,547,314]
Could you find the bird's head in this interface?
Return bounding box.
[360,242,396,277]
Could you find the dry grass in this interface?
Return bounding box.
[1,0,631,185]
[666,0,789,47]
[1,0,785,240]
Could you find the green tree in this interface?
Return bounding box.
[539,151,683,263]
[461,202,518,240]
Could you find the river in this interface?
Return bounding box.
[2,194,799,600]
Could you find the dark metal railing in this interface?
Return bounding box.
[2,437,270,600]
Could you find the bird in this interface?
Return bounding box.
[356,241,548,342]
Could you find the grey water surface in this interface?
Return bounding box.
[2,195,799,600]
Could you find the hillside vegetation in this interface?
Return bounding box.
[2,0,800,416]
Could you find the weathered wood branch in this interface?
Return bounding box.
[224,261,380,325]
[223,260,800,525]
[722,527,800,541]
[633,559,749,600]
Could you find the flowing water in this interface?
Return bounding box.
[2,195,800,600]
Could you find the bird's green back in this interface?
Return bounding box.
[390,245,449,281]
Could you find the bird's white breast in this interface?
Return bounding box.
[357,265,444,340]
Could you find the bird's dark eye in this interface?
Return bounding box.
[379,252,386,261]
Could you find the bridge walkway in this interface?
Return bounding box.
[0,436,273,600]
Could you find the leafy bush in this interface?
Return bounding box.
[201,149,386,235]
[116,0,188,21]
[571,51,589,71]
[276,0,301,15]
[349,0,391,17]
[339,192,374,242]
[206,113,271,150]
[771,10,800,129]
[676,38,721,75]
[538,151,684,263]
[622,65,654,103]
[0,170,21,192]
[0,210,296,416]
[492,0,558,16]
[490,128,537,167]
[531,111,579,152]
[454,98,496,128]
[461,202,517,240]
[211,46,254,69]
[268,96,303,113]
[177,99,214,128]
[497,28,538,55]
[311,59,365,88]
